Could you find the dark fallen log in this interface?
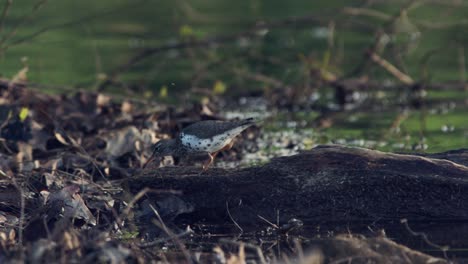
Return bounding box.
[126,145,468,226]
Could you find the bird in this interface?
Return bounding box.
[144,118,257,170]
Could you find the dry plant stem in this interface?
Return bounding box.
[138,229,192,249]
[0,0,12,37]
[368,52,414,85]
[99,32,259,91]
[257,214,279,229]
[83,24,103,85]
[1,0,148,53]
[401,218,449,260]
[382,111,408,141]
[232,68,285,88]
[115,188,182,228]
[148,204,193,264]
[294,239,305,264]
[281,253,292,264]
[458,45,466,89]
[219,239,267,264]
[9,175,25,261]
[98,14,329,91]
[342,7,391,20]
[226,201,243,235]
[346,0,418,77]
[0,0,47,53]
[18,184,24,250]
[343,2,466,30]
[427,0,468,7]
[331,256,374,264]
[342,6,468,29]
[42,109,109,181]
[118,187,150,226]
[346,30,384,78]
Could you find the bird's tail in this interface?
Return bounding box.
[240,117,261,126]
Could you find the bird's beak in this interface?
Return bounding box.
[142,149,161,168]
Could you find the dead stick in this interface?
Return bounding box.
[458,45,467,90]
[345,0,419,78]
[98,14,330,91]
[0,0,47,50]
[0,0,12,37]
[368,52,414,85]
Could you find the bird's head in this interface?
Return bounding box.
[151,139,176,157]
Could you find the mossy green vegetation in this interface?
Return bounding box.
[1,0,466,153]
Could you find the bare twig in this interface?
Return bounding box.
[345,0,419,77]
[0,0,47,52]
[400,218,449,260]
[138,228,192,249]
[148,204,193,263]
[416,19,468,29]
[342,7,392,21]
[38,109,109,181]
[8,174,25,261]
[219,239,267,264]
[83,24,103,88]
[116,188,182,226]
[0,0,12,37]
[226,201,243,235]
[1,0,149,54]
[232,68,286,88]
[368,51,414,85]
[119,187,150,224]
[257,214,279,229]
[458,45,466,89]
[98,14,330,91]
[98,30,263,91]
[343,6,468,30]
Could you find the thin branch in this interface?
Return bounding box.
[138,228,192,249]
[345,0,420,77]
[148,204,193,263]
[232,68,286,88]
[257,214,279,229]
[368,51,414,85]
[458,45,466,88]
[416,19,468,29]
[98,30,264,91]
[0,0,12,37]
[226,201,243,235]
[344,6,468,29]
[118,187,150,225]
[98,14,331,91]
[400,218,449,260]
[219,239,267,264]
[2,0,149,52]
[0,0,47,50]
[342,7,391,21]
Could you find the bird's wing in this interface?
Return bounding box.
[182,119,255,139]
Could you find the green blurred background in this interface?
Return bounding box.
[0,0,467,153]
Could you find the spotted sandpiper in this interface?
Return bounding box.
[144,118,257,170]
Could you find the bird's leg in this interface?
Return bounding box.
[200,141,235,172]
[202,153,215,172]
[221,141,234,151]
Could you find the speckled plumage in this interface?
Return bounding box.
[181,119,254,139]
[179,119,254,153]
[146,118,256,170]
